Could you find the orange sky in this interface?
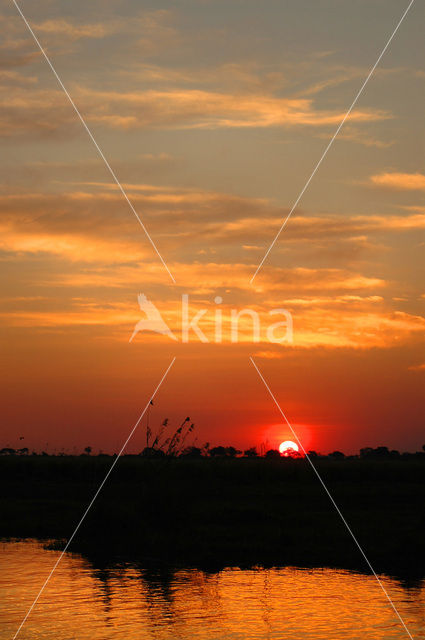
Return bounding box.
[0,0,424,454]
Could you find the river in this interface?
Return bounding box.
[1,541,424,639]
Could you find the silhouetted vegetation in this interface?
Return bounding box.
[1,441,425,580]
[3,418,424,463]
[243,447,258,457]
[141,416,196,457]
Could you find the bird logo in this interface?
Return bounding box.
[129,294,177,342]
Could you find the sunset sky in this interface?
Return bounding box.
[1,0,424,454]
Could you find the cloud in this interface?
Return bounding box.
[32,19,113,41]
[1,284,423,351]
[0,186,424,262]
[408,363,425,372]
[76,87,391,131]
[1,182,423,277]
[0,180,422,351]
[320,125,392,148]
[1,9,179,70]
[15,259,387,299]
[370,172,425,191]
[0,224,148,265]
[0,79,390,138]
[0,70,38,86]
[252,350,285,359]
[0,188,422,351]
[290,309,425,349]
[0,14,391,140]
[0,86,79,138]
[0,39,40,70]
[6,9,178,48]
[216,211,425,238]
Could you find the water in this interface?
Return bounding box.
[0,541,424,639]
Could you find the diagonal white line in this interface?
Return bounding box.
[250,0,416,284]
[12,357,176,640]
[12,0,176,284]
[249,356,415,640]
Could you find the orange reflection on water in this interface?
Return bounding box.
[0,541,424,639]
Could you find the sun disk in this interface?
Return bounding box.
[279,440,299,456]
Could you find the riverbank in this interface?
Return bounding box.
[1,456,424,581]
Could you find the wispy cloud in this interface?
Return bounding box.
[0,178,422,351]
[1,186,424,259]
[408,363,425,372]
[321,125,393,148]
[59,87,392,131]
[32,18,113,41]
[0,78,390,138]
[370,172,425,191]
[1,286,423,351]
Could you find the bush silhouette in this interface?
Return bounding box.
[265,449,281,459]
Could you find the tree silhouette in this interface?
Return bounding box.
[0,447,15,455]
[209,446,226,457]
[265,449,281,459]
[329,451,345,460]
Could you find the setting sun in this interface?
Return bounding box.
[279,441,300,456]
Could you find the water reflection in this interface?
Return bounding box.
[0,541,424,639]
